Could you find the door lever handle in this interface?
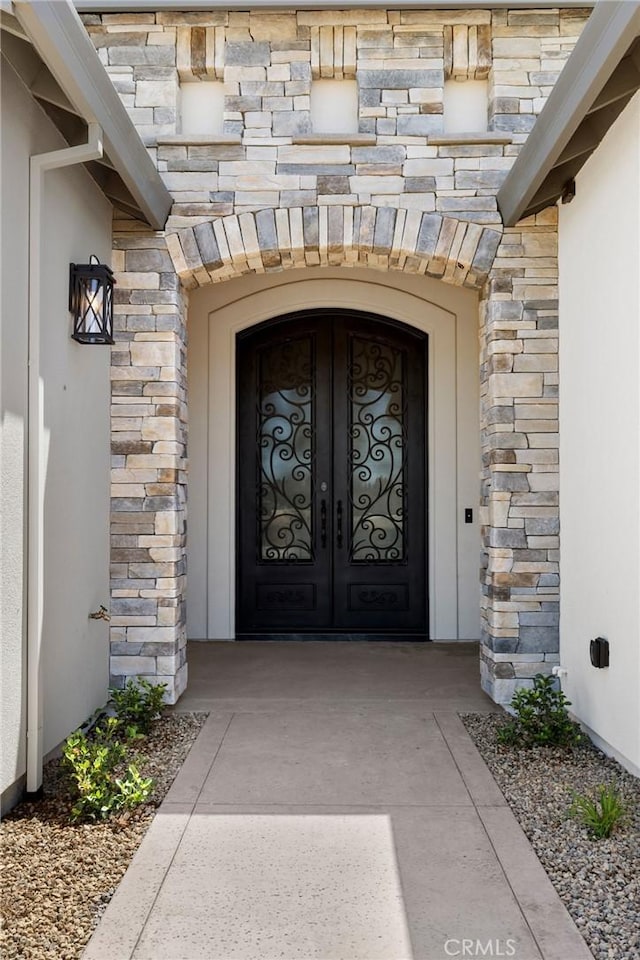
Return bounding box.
[320,499,327,548]
[337,499,343,549]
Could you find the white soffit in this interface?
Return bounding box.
[3,0,171,228]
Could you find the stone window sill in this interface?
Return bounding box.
[156,134,242,146]
[292,133,377,146]
[428,132,513,145]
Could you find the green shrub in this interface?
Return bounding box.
[568,784,627,839]
[116,765,155,811]
[109,678,167,735]
[62,680,165,822]
[62,718,153,822]
[496,674,582,748]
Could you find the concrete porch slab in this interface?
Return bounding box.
[83,643,592,960]
[196,708,470,806]
[177,641,493,711]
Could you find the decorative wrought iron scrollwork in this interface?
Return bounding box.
[348,335,407,562]
[257,336,314,561]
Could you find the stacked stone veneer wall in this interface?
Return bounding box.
[108,235,189,701]
[82,7,590,703]
[479,212,561,700]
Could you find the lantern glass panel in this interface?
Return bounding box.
[70,258,115,344]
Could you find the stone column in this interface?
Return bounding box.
[109,221,188,703]
[480,208,560,702]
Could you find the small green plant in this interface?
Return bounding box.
[62,679,165,822]
[109,678,167,735]
[123,723,145,743]
[63,724,125,821]
[116,765,154,810]
[62,719,153,822]
[495,720,520,746]
[496,674,582,748]
[96,716,122,743]
[568,784,627,839]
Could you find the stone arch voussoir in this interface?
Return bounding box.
[165,205,502,291]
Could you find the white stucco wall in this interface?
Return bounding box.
[1,58,112,805]
[558,91,640,774]
[187,268,481,642]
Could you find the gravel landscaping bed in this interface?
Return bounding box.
[462,713,640,960]
[0,711,207,960]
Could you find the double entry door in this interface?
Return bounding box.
[236,309,428,638]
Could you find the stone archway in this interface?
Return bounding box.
[164,204,501,290]
[110,207,559,706]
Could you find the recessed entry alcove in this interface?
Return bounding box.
[186,268,481,642]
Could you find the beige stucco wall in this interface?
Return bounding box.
[558,91,640,775]
[1,58,112,804]
[187,267,481,641]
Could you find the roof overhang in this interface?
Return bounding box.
[1,0,171,229]
[498,0,640,226]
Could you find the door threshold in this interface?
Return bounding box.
[235,633,431,642]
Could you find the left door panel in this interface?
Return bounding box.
[237,315,332,632]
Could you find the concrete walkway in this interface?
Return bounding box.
[83,643,591,960]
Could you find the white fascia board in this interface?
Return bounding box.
[14,0,171,230]
[498,0,640,226]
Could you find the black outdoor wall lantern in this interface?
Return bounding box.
[69,255,115,344]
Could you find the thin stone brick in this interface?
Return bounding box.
[302,206,319,251]
[373,206,396,254]
[357,206,377,253]
[193,221,222,270]
[415,212,442,258]
[255,209,279,264]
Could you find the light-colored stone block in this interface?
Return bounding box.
[136,80,177,108]
[489,373,544,398]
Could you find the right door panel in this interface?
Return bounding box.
[332,314,427,633]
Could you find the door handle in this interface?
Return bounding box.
[337,499,343,549]
[321,499,327,548]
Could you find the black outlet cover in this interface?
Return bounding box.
[590,637,609,668]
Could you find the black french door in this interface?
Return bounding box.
[236,309,428,638]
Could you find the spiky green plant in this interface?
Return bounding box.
[568,785,627,839]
